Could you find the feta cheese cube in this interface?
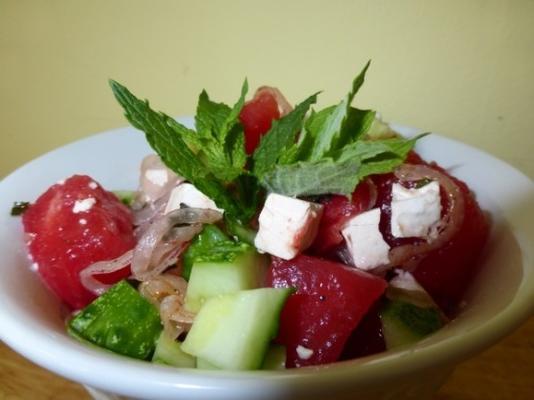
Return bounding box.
[390,181,441,239]
[164,183,223,214]
[341,208,390,270]
[254,193,323,260]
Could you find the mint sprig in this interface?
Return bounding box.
[251,62,425,197]
[109,80,252,220]
[110,61,427,219]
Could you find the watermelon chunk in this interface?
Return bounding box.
[266,255,387,367]
[22,175,135,309]
[239,88,281,154]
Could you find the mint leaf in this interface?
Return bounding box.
[224,81,248,176]
[336,134,428,179]
[338,108,376,148]
[109,79,243,217]
[222,79,248,139]
[195,90,231,139]
[252,93,318,178]
[260,158,361,197]
[110,80,205,182]
[335,135,422,162]
[192,82,248,182]
[308,61,370,161]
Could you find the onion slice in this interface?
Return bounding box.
[131,208,223,282]
[79,250,133,296]
[386,164,465,269]
[139,272,194,339]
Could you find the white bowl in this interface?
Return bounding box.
[0,121,533,400]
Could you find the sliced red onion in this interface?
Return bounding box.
[133,189,172,226]
[139,272,194,339]
[134,154,183,208]
[386,164,465,269]
[79,250,133,295]
[131,208,223,282]
[160,294,195,339]
[138,271,187,306]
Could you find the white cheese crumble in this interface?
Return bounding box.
[30,262,39,272]
[164,183,223,214]
[254,193,323,260]
[389,269,425,292]
[390,181,441,239]
[72,197,96,214]
[88,181,98,190]
[145,169,169,187]
[341,208,390,270]
[296,345,314,360]
[79,218,88,225]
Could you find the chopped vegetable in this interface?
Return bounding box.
[380,300,443,349]
[184,240,267,312]
[267,255,387,367]
[181,224,233,281]
[152,331,196,367]
[22,175,135,309]
[68,280,162,360]
[181,288,292,370]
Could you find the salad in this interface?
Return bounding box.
[16,62,489,370]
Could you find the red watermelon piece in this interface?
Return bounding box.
[239,88,282,154]
[267,255,387,367]
[22,175,135,309]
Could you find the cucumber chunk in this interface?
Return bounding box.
[68,280,162,360]
[224,216,257,245]
[184,244,267,313]
[196,346,286,370]
[380,299,443,349]
[182,224,232,281]
[196,357,219,370]
[181,288,292,370]
[152,331,196,368]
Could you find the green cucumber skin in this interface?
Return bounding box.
[184,250,268,313]
[152,332,196,368]
[68,280,162,360]
[224,216,257,245]
[380,300,443,349]
[182,224,230,281]
[181,288,292,370]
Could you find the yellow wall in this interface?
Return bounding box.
[1,0,533,178]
